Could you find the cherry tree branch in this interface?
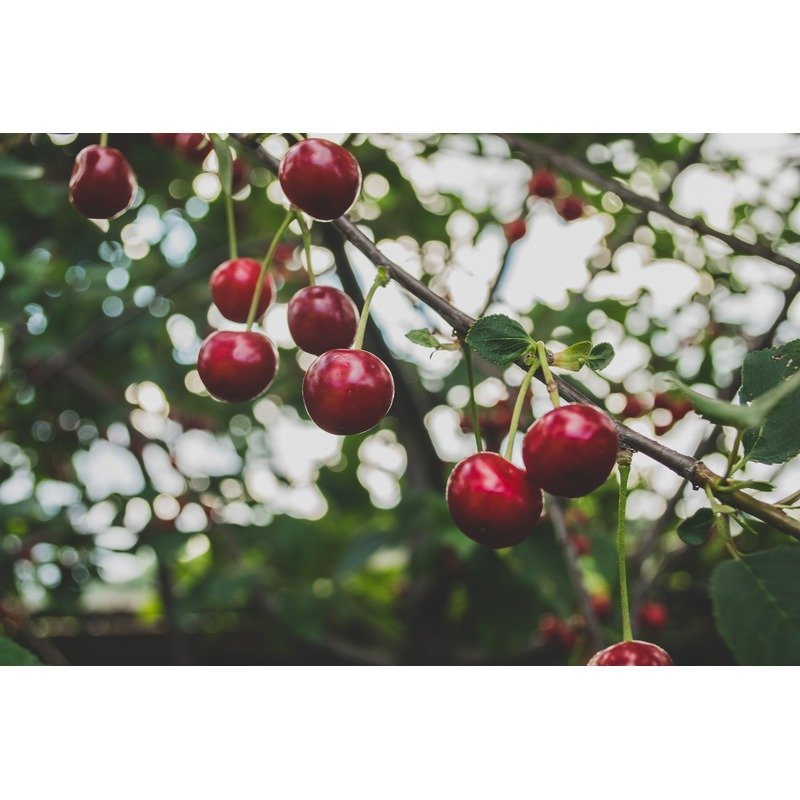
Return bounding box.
[497,134,800,277]
[232,135,800,541]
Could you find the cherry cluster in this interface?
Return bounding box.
[447,404,618,549]
[502,168,586,245]
[620,391,693,436]
[200,137,394,435]
[66,133,671,666]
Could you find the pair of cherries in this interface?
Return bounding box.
[528,167,585,221]
[447,403,619,549]
[197,137,394,437]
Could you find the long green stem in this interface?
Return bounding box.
[617,453,632,642]
[99,132,109,148]
[462,342,482,452]
[503,361,538,461]
[724,430,743,479]
[352,277,384,350]
[536,341,560,408]
[294,210,315,286]
[246,208,294,330]
[224,190,238,260]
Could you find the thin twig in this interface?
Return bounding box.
[497,134,800,278]
[547,496,603,650]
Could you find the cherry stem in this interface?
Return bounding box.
[705,485,742,560]
[536,340,560,408]
[224,190,238,261]
[462,341,482,452]
[616,451,633,642]
[99,132,109,148]
[246,208,294,330]
[352,275,384,351]
[294,210,315,286]
[724,430,743,479]
[503,360,537,462]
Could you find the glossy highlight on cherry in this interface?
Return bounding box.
[587,640,673,666]
[523,405,618,498]
[446,452,543,548]
[302,349,394,435]
[288,285,359,355]
[278,138,362,221]
[210,258,276,323]
[69,145,137,220]
[197,330,278,403]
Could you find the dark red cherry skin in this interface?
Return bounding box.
[69,145,137,220]
[587,640,673,666]
[303,349,394,435]
[638,601,669,632]
[528,169,558,198]
[446,452,543,549]
[231,159,250,193]
[152,133,177,149]
[557,195,585,221]
[522,405,618,498]
[197,331,278,403]
[621,395,647,419]
[287,286,359,355]
[503,218,527,244]
[278,138,361,221]
[174,133,212,163]
[209,258,275,324]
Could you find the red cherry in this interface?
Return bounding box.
[557,195,585,221]
[287,285,359,355]
[197,331,278,403]
[152,133,177,149]
[589,593,612,621]
[174,133,212,163]
[446,452,543,548]
[528,169,558,198]
[539,614,577,650]
[231,159,250,194]
[638,601,669,632]
[210,258,275,324]
[569,532,592,557]
[654,393,693,421]
[273,242,296,267]
[522,405,618,498]
[278,138,361,221]
[503,218,527,244]
[69,145,137,220]
[587,640,673,666]
[621,395,647,419]
[303,349,394,435]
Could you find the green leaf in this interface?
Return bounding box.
[676,508,714,546]
[210,133,233,196]
[0,636,41,665]
[552,341,592,371]
[0,154,44,181]
[464,314,534,366]
[585,342,614,371]
[406,328,447,351]
[710,547,800,665]
[740,340,800,464]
